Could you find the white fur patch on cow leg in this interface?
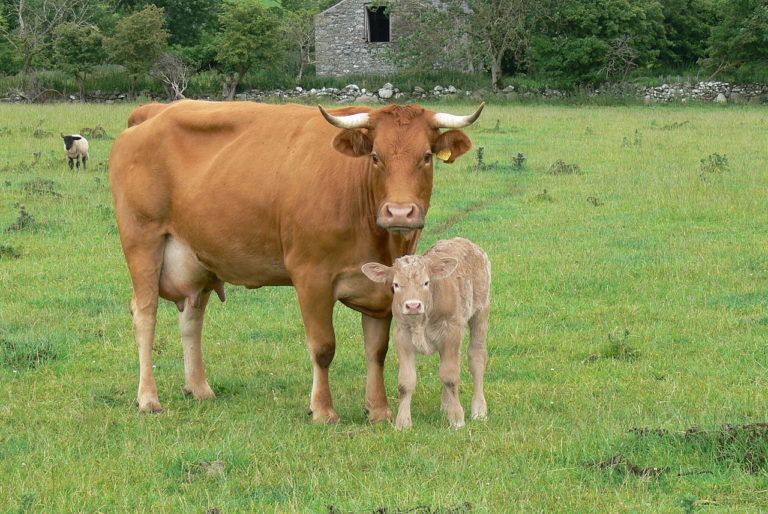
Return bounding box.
[132,294,163,413]
[362,314,394,423]
[296,279,340,423]
[180,292,215,400]
[395,328,417,430]
[468,307,490,420]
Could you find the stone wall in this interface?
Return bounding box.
[229,81,768,104]
[315,0,406,76]
[3,81,767,104]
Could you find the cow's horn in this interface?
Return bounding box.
[432,102,486,128]
[318,105,371,129]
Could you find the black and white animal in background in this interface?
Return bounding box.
[61,133,89,170]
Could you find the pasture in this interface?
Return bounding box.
[0,101,767,512]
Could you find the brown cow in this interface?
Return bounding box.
[362,237,491,429]
[109,99,484,422]
[126,101,174,127]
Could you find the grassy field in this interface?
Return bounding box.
[0,101,767,512]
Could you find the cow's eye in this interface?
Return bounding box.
[423,153,433,164]
[371,154,380,164]
[423,281,429,287]
[392,282,400,290]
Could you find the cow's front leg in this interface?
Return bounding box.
[395,328,417,430]
[439,326,465,428]
[295,278,339,423]
[180,293,215,400]
[362,314,394,423]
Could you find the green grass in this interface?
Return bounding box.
[1,101,767,512]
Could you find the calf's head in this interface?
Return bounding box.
[320,103,484,235]
[362,255,459,317]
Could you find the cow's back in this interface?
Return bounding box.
[109,100,387,289]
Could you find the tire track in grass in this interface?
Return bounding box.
[427,183,525,237]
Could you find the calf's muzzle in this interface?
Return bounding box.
[377,202,424,233]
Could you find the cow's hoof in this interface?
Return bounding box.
[183,383,216,400]
[309,407,340,424]
[368,406,394,423]
[138,398,164,413]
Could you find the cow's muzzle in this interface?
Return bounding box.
[377,202,425,234]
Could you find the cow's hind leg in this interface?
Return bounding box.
[295,277,339,423]
[362,314,394,423]
[124,235,166,413]
[180,293,215,400]
[467,307,489,420]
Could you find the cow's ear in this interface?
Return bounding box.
[361,262,393,283]
[433,130,472,164]
[429,257,458,279]
[333,129,373,157]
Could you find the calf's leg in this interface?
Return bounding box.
[362,314,394,422]
[439,325,465,428]
[180,292,215,400]
[395,328,417,430]
[468,307,489,419]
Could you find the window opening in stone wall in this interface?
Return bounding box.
[366,6,390,43]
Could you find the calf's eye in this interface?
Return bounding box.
[423,281,429,287]
[371,154,380,164]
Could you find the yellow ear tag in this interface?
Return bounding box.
[436,149,452,161]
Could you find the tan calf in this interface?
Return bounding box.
[362,237,490,429]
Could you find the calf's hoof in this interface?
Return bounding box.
[395,416,412,430]
[471,397,488,420]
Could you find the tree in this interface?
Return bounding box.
[103,4,169,99]
[52,21,104,100]
[464,0,544,90]
[151,51,190,100]
[389,0,544,91]
[214,0,281,100]
[108,0,223,47]
[281,8,315,83]
[705,0,768,79]
[529,0,667,85]
[658,0,717,68]
[1,0,96,78]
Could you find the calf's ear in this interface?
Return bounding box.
[333,129,373,157]
[361,262,393,283]
[433,130,472,164]
[429,257,458,279]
